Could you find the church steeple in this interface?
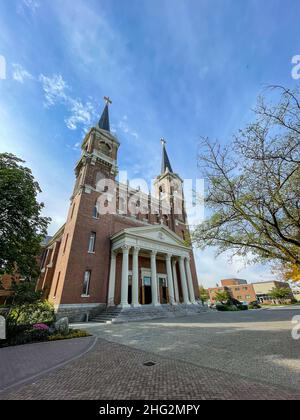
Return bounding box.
[160,138,173,174]
[98,96,112,132]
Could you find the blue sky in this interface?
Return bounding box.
[0,0,299,287]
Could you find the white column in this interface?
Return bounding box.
[132,246,140,307]
[179,256,191,305]
[172,260,179,303]
[107,251,117,306]
[185,256,196,304]
[120,245,130,307]
[151,250,159,306]
[166,253,175,304]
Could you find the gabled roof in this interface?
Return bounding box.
[111,224,190,250]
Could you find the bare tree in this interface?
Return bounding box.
[193,85,300,268]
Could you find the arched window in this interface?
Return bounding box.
[99,142,111,156]
[118,196,126,213]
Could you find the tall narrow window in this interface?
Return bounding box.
[93,200,100,218]
[88,232,96,253]
[63,234,69,253]
[82,270,91,296]
[53,272,61,298]
[70,203,75,219]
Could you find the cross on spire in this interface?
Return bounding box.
[104,96,112,105]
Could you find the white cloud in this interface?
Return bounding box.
[118,115,139,139]
[19,0,40,14]
[194,247,277,288]
[39,74,68,106]
[38,73,97,131]
[11,65,98,132]
[65,99,96,131]
[12,63,33,83]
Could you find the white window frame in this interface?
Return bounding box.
[88,232,96,253]
[82,270,91,297]
[93,202,100,219]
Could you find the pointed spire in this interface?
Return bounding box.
[98,96,112,131]
[160,138,173,174]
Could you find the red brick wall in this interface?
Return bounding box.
[43,125,200,308]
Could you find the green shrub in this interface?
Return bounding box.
[48,329,90,341]
[29,327,50,342]
[216,303,227,311]
[237,304,248,311]
[249,303,261,309]
[8,300,55,325]
[0,320,52,347]
[216,303,247,311]
[216,303,231,311]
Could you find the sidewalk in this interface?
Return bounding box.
[0,336,96,393]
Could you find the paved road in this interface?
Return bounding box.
[74,306,300,391]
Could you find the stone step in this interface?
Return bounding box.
[88,303,210,323]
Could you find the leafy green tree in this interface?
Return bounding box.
[6,281,43,306]
[6,282,54,326]
[199,286,209,303]
[0,153,50,279]
[194,86,300,269]
[214,289,231,303]
[269,286,291,300]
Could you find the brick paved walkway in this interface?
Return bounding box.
[0,336,96,392]
[1,339,299,400]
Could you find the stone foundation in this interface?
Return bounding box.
[54,303,106,323]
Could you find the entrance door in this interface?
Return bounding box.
[142,276,152,304]
[159,276,169,304]
[128,274,132,304]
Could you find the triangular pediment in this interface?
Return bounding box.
[119,225,186,247]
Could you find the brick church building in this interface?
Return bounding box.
[37,99,200,321]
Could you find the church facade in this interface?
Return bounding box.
[37,100,200,321]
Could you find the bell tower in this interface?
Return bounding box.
[72,97,120,198]
[154,139,187,237]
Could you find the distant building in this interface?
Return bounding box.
[289,282,300,302]
[208,279,256,304]
[220,278,247,286]
[252,281,293,304]
[208,278,296,305]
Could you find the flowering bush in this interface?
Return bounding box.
[30,325,50,342]
[32,323,49,330]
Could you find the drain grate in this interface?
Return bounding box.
[143,361,156,367]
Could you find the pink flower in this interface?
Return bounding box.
[32,323,49,330]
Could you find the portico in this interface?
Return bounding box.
[108,225,197,308]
